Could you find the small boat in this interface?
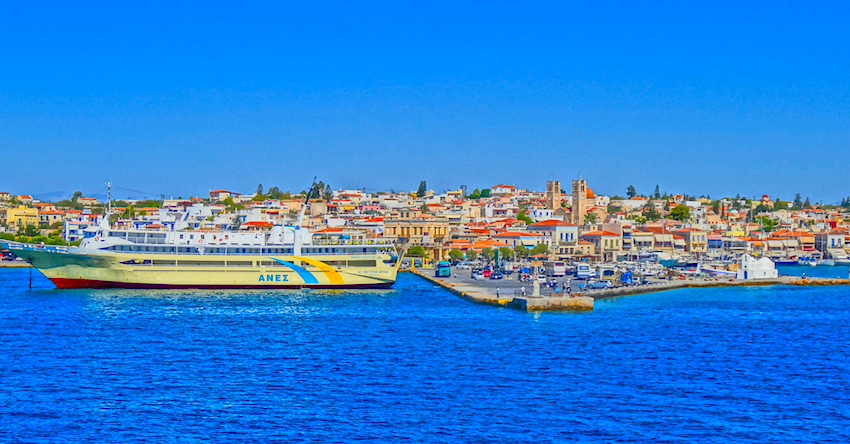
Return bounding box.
[702,266,736,277]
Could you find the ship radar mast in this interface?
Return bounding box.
[294,177,317,258]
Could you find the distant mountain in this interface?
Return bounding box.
[31,191,72,203]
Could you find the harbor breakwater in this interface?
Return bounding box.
[408,269,849,311]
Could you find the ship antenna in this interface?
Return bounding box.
[296,176,317,228]
[107,181,112,215]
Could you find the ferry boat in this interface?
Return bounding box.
[2,192,402,289]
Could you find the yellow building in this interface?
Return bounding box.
[672,228,708,253]
[384,215,452,261]
[1,206,39,229]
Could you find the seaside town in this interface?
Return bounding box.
[3,179,850,270]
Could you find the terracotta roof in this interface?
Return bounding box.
[492,232,544,237]
[314,227,343,233]
[581,230,620,237]
[529,220,576,227]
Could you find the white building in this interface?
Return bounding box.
[736,255,779,280]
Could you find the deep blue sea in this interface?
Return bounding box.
[1,267,849,443]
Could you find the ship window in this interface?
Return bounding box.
[347,260,376,267]
[227,261,253,267]
[180,234,184,239]
[259,260,286,267]
[178,260,225,267]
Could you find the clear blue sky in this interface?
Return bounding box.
[1,1,848,203]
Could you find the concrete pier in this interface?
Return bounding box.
[409,269,593,311]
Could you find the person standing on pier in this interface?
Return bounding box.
[496,287,500,298]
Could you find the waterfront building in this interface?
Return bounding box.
[580,230,622,262]
[492,231,547,248]
[815,231,847,259]
[0,206,38,229]
[672,228,708,254]
[527,219,579,257]
[38,210,66,226]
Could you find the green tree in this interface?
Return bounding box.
[71,191,83,203]
[323,184,333,202]
[653,185,661,198]
[627,185,637,198]
[642,200,661,221]
[267,186,285,200]
[711,200,721,214]
[480,248,494,263]
[469,188,481,199]
[421,203,428,213]
[17,224,40,237]
[584,213,597,224]
[406,245,426,257]
[531,244,549,256]
[136,199,162,208]
[513,245,530,259]
[670,204,691,221]
[416,180,427,197]
[499,247,515,262]
[517,211,533,224]
[803,197,812,209]
[466,249,479,261]
[480,188,491,198]
[756,216,778,232]
[121,205,136,219]
[793,193,803,209]
[607,204,621,214]
[256,184,264,195]
[774,198,788,210]
[448,248,464,261]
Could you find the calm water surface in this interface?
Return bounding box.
[1,268,849,443]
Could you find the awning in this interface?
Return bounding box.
[766,240,784,247]
[828,248,848,259]
[803,246,816,251]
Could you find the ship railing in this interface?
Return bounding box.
[1,241,70,253]
[312,240,393,246]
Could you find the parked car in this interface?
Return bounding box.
[490,272,503,280]
[456,263,470,269]
[588,280,614,289]
[472,273,485,281]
